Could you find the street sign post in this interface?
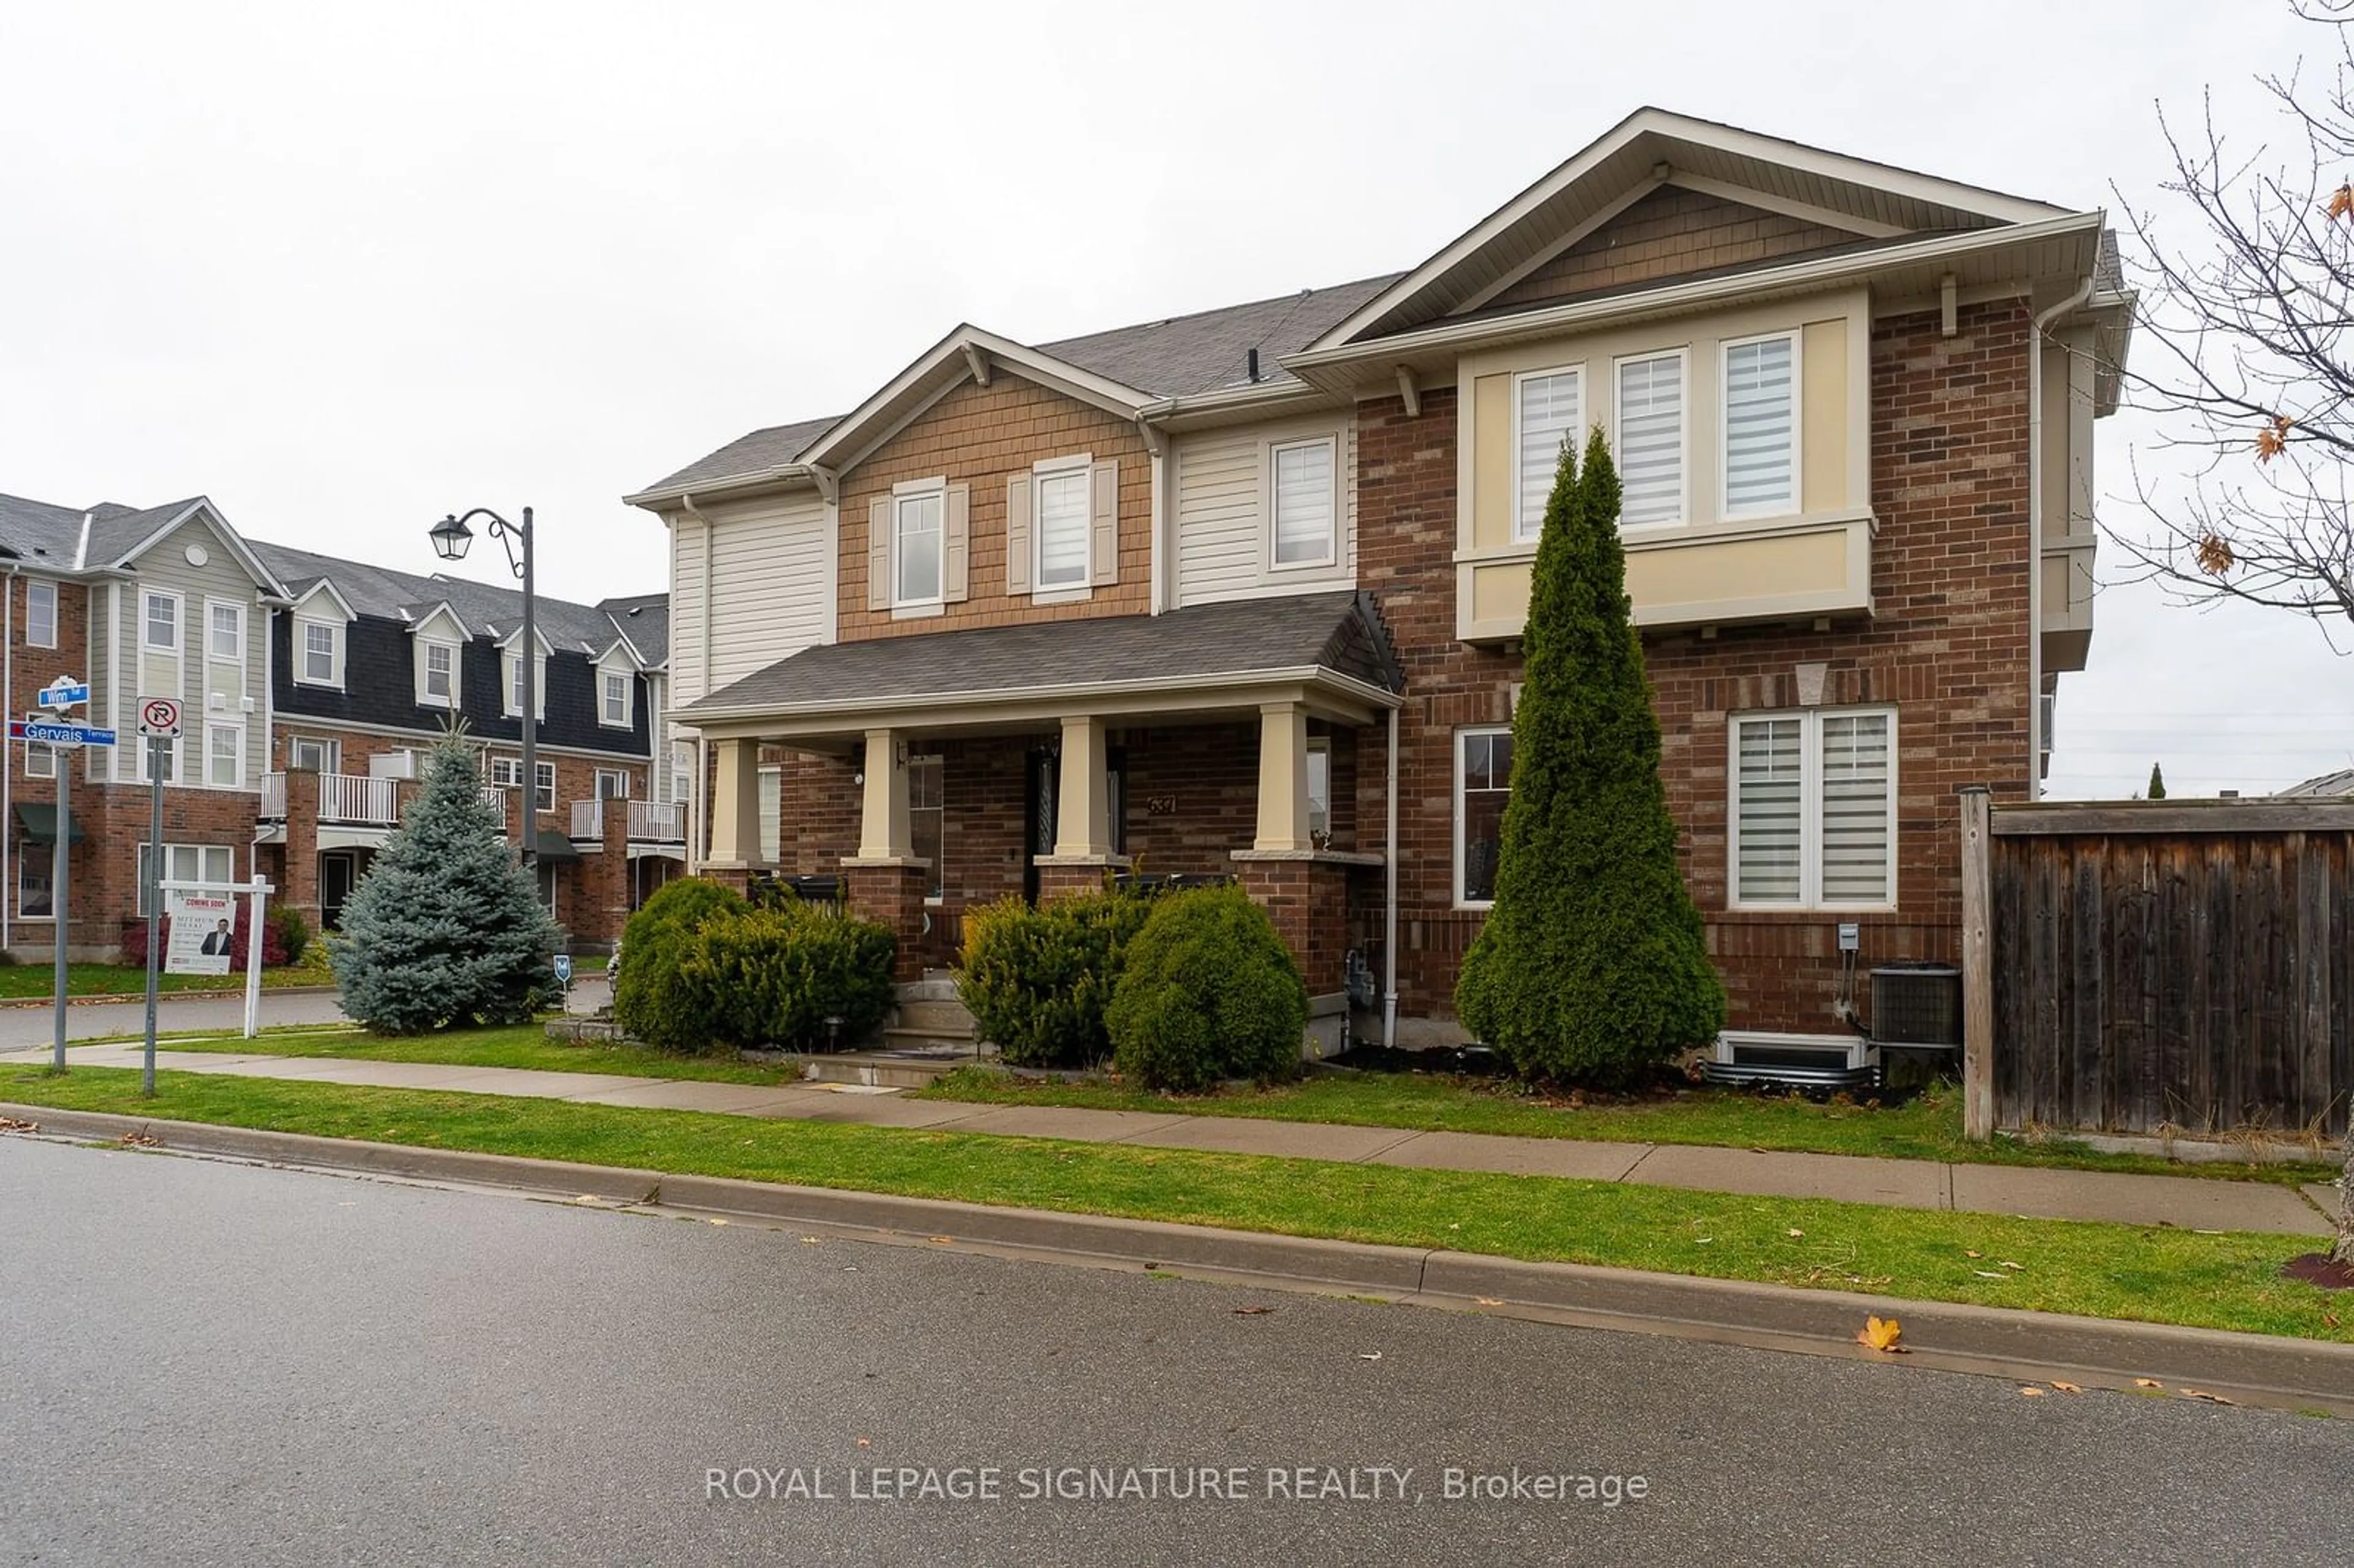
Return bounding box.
[34,676,96,1073]
[137,699,185,1097]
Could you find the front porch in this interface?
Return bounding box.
[680,593,1403,1038]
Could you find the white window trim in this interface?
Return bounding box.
[501,647,548,720]
[891,475,948,613]
[1029,452,1095,603]
[1610,346,1691,533]
[295,616,344,689]
[1726,704,1897,913]
[289,735,341,774]
[533,760,555,815]
[599,669,632,728]
[1453,724,1512,910]
[1510,362,1584,544]
[595,766,630,799]
[136,842,236,918]
[205,721,245,790]
[25,741,55,779]
[909,752,945,906]
[418,637,460,709]
[25,579,56,650]
[1719,329,1804,522]
[489,755,524,790]
[136,588,186,786]
[1306,736,1333,843]
[1266,434,1342,572]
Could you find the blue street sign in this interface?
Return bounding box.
[552,954,574,989]
[36,680,90,709]
[9,719,115,748]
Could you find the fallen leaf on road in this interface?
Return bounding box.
[2049,1381,2083,1395]
[928,1236,953,1244]
[706,1218,728,1227]
[0,1117,37,1134]
[856,1437,871,1448]
[1232,1306,1275,1316]
[2019,1387,2046,1398]
[2179,1389,2235,1405]
[2135,1378,2164,1390]
[1475,1298,1504,1307]
[574,1194,602,1204]
[1856,1316,1904,1352]
[1357,1352,1382,1361]
[799,1235,822,1244]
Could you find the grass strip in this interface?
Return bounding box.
[138,1025,793,1086]
[0,963,324,1000]
[2,1063,2344,1344]
[915,1066,2336,1188]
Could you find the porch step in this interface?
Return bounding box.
[895,997,975,1033]
[897,973,962,1004]
[801,1049,979,1089]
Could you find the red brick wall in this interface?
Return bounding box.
[837,375,1153,642]
[1352,299,2036,1036]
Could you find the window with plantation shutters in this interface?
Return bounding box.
[1722,333,1797,516]
[1729,707,1895,910]
[1613,351,1686,528]
[1514,367,1582,540]
[1270,436,1337,567]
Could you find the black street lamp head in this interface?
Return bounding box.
[428,513,474,562]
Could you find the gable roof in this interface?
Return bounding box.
[1309,107,2076,348]
[599,593,671,668]
[633,414,842,500]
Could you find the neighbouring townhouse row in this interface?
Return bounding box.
[634,107,2133,1054]
[0,492,681,959]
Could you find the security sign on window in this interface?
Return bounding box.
[165,891,235,976]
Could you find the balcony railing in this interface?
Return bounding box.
[259,772,402,827]
[628,800,686,842]
[571,799,604,840]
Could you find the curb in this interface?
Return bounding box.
[0,985,341,1010]
[7,1102,2351,1415]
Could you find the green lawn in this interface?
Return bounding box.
[917,1065,2339,1187]
[149,1025,794,1086]
[0,963,325,999]
[0,1062,2342,1344]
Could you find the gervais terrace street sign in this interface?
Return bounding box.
[9,717,116,747]
[24,674,110,1074]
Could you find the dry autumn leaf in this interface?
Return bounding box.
[2256,413,2293,462]
[2196,531,2236,576]
[2330,181,2353,220]
[2180,1389,2236,1406]
[1787,1229,1805,1238]
[2135,1378,2164,1390]
[1475,1298,1504,1307]
[856,1437,871,1448]
[1965,1250,1983,1259]
[2049,1381,2084,1395]
[1232,1306,1274,1317]
[2019,1387,2047,1398]
[1856,1316,1904,1352]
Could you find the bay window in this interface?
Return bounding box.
[1722,332,1798,517]
[1514,367,1582,540]
[1613,351,1687,528]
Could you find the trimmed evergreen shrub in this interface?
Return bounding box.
[956,890,1153,1067]
[1454,426,1726,1086]
[683,903,896,1051]
[1105,886,1307,1092]
[271,904,311,967]
[611,876,748,1052]
[330,737,565,1033]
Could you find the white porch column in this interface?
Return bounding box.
[856,727,912,861]
[705,738,764,867]
[1053,715,1114,859]
[1252,700,1312,853]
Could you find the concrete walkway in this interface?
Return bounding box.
[7,1041,2339,1236]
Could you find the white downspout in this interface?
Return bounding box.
[2028,277,2094,797]
[2,565,16,954]
[1382,704,1399,1049]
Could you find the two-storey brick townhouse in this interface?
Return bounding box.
[0,490,677,959]
[631,108,2131,1057]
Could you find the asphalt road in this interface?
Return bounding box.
[1,1138,2344,1567]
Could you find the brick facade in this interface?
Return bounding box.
[1350,299,2036,1037]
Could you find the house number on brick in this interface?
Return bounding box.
[1146,795,1178,816]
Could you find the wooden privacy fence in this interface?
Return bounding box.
[1959,791,2354,1142]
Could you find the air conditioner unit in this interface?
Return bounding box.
[369,751,420,781]
[1869,962,1962,1053]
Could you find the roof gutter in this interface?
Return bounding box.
[1278,209,2109,387]
[623,463,820,512]
[674,662,1406,728]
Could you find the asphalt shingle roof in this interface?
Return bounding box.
[682,592,1400,718]
[0,492,93,563]
[600,593,671,667]
[2278,767,2354,798]
[249,539,658,657]
[637,415,842,498]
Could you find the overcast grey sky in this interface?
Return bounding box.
[2,0,2340,796]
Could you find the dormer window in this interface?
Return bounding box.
[501,645,546,720]
[601,671,631,727]
[298,619,341,687]
[421,640,457,706]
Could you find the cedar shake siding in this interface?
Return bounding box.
[1487,187,1875,313]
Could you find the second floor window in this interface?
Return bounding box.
[300,620,340,685]
[1034,466,1091,591]
[424,641,455,704]
[1271,436,1338,568]
[1615,351,1687,528]
[1723,332,1798,517]
[1515,367,1582,541]
[602,671,630,726]
[535,761,555,814]
[894,490,943,606]
[290,736,339,774]
[25,580,55,649]
[143,592,177,652]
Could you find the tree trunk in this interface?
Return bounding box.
[2337,1141,2353,1266]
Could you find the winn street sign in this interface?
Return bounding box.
[36,677,90,710]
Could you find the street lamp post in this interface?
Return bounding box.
[429,506,536,872]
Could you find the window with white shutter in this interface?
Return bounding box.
[1514,367,1582,541]
[1034,465,1091,590]
[1613,351,1686,528]
[1270,436,1338,567]
[1722,332,1798,517]
[1729,706,1895,910]
[894,489,943,606]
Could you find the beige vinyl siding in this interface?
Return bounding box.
[1172,414,1357,607]
[668,516,709,709]
[701,492,833,696]
[109,517,270,788]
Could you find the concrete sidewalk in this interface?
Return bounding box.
[8,1041,2339,1236]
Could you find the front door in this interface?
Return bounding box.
[319,851,359,931]
[1023,747,1057,905]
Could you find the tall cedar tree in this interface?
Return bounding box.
[330,734,564,1032]
[1455,427,1726,1084]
